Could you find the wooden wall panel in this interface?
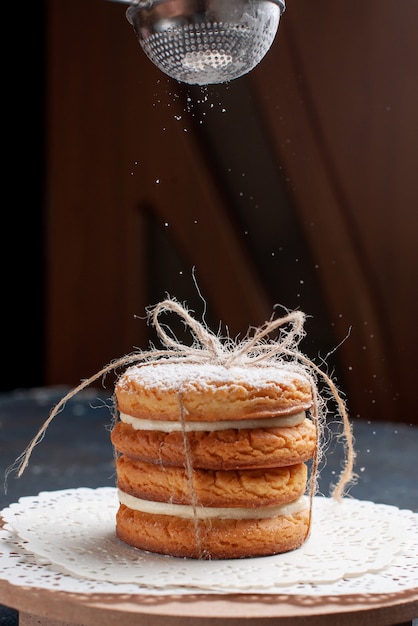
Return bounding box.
[45,0,270,386]
[251,0,418,422]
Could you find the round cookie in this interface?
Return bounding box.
[111,418,316,470]
[116,362,313,422]
[115,504,310,559]
[116,456,308,507]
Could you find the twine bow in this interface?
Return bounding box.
[149,299,306,366]
[7,298,356,501]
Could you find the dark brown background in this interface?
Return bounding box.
[4,0,418,425]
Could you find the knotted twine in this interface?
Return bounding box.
[8,298,356,533]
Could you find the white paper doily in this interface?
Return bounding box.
[1,487,417,596]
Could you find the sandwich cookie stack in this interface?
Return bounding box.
[111,360,317,559]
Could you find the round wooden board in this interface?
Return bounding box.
[1,577,417,626]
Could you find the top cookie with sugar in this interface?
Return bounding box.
[115,361,313,422]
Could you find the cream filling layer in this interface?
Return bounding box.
[118,490,307,520]
[119,410,306,432]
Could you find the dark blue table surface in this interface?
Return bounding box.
[1,386,417,625]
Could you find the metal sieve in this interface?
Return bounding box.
[120,0,285,85]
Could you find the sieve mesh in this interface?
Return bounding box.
[126,0,285,85]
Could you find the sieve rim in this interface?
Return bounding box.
[124,0,286,15]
